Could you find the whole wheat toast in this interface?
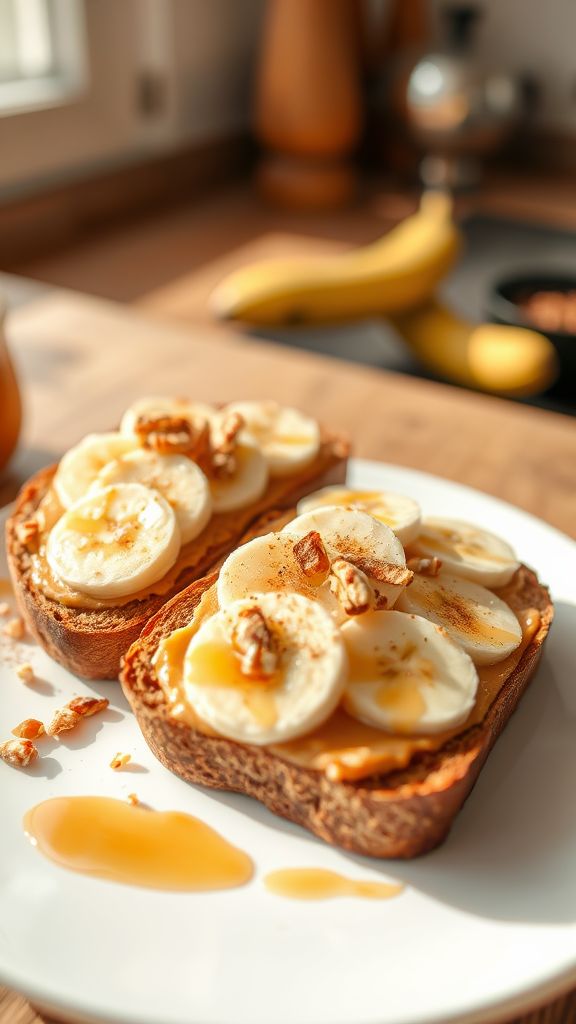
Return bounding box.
[5,432,348,680]
[120,561,553,859]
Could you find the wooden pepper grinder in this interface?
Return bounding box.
[254,0,363,209]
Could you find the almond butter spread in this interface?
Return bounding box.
[28,445,334,610]
[153,573,541,783]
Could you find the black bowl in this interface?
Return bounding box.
[488,272,576,393]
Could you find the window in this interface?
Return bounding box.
[0,0,87,115]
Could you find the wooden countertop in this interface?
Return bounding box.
[1,289,575,1024]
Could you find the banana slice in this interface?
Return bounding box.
[224,401,320,477]
[54,432,138,509]
[217,531,341,618]
[397,571,522,665]
[297,487,421,545]
[46,483,180,599]
[209,440,268,513]
[120,396,215,436]
[92,449,212,544]
[342,610,479,734]
[412,517,519,587]
[282,506,411,611]
[183,592,347,744]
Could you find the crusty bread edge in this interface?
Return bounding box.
[5,437,348,680]
[120,564,553,859]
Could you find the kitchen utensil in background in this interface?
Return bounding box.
[0,296,22,474]
[253,0,363,209]
[488,272,576,394]
[399,4,526,187]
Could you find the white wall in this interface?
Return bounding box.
[431,0,576,132]
[0,0,265,195]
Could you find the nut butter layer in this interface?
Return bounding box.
[6,429,348,679]
[120,561,552,859]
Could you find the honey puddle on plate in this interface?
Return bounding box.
[24,796,253,891]
[265,868,403,901]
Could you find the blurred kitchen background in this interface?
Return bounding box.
[1,0,576,416]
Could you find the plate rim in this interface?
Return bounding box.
[1,458,575,1024]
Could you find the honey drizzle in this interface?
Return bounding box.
[156,588,541,784]
[24,796,253,891]
[264,868,403,901]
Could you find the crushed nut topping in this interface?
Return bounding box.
[348,555,414,588]
[47,696,109,736]
[3,617,25,640]
[329,558,374,616]
[134,413,210,459]
[407,556,442,578]
[0,602,9,616]
[230,606,277,679]
[292,531,331,578]
[0,738,38,768]
[16,519,40,550]
[209,410,244,478]
[16,662,35,684]
[12,718,45,740]
[127,792,139,806]
[110,752,131,770]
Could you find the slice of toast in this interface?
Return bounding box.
[120,559,553,859]
[5,432,348,680]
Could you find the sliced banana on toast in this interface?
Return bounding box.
[298,487,421,545]
[342,610,479,734]
[412,517,519,587]
[397,571,522,665]
[54,432,138,509]
[93,449,212,545]
[224,400,320,477]
[47,482,180,599]
[183,593,347,744]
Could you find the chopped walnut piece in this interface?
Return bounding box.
[16,519,40,550]
[293,531,330,578]
[16,662,35,684]
[349,556,414,588]
[135,413,210,459]
[329,558,374,616]
[0,601,10,616]
[47,696,109,736]
[127,793,139,806]
[0,738,38,768]
[68,696,110,718]
[209,410,244,478]
[110,752,131,770]
[12,718,45,740]
[230,606,277,679]
[3,617,25,640]
[407,556,442,578]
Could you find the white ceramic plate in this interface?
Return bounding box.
[1,459,575,1024]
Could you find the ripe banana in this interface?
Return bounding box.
[224,400,320,477]
[412,517,519,588]
[54,433,138,509]
[342,610,478,734]
[297,487,421,546]
[211,192,461,326]
[93,449,212,545]
[183,592,347,744]
[390,298,558,397]
[47,483,180,599]
[397,571,522,666]
[209,440,268,512]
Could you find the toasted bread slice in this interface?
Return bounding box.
[5,432,348,679]
[120,559,553,859]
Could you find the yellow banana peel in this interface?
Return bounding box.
[390,299,558,398]
[211,192,461,326]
